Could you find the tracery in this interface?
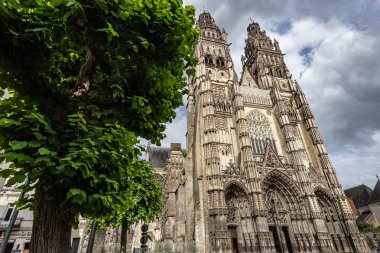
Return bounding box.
[246,109,277,154]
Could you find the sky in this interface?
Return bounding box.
[158,0,380,190]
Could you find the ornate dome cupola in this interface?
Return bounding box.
[196,11,226,42]
[247,20,261,36]
[242,19,289,85]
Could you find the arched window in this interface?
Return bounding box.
[246,109,277,154]
[215,57,225,68]
[205,54,213,66]
[220,59,225,68]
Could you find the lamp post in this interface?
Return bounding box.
[140,224,149,253]
[269,202,283,253]
[86,220,98,253]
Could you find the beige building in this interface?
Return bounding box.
[0,161,86,253]
[133,12,370,253]
[0,161,32,253]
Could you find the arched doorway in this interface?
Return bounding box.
[315,188,350,252]
[262,171,308,253]
[225,182,251,253]
[266,189,294,253]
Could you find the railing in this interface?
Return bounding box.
[0,218,22,230]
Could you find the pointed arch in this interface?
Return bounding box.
[314,187,348,252]
[225,180,248,195]
[205,54,213,66]
[224,181,250,225]
[246,109,278,154]
[261,169,307,226]
[314,186,340,220]
[261,169,301,204]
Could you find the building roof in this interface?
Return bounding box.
[357,211,372,222]
[368,180,380,204]
[344,184,373,208]
[146,144,186,169]
[196,11,220,31]
[147,146,171,168]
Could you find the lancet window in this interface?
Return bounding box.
[205,54,213,66]
[247,110,277,154]
[216,57,225,68]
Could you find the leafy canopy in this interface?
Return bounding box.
[0,0,198,225]
[356,220,380,232]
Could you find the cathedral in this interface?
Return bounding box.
[133,12,370,253]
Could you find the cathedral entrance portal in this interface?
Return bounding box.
[269,225,282,253]
[268,225,293,253]
[263,172,302,253]
[282,226,293,253]
[228,227,239,253]
[225,183,250,253]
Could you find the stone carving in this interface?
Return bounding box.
[225,183,249,227]
[222,160,244,176]
[240,86,272,107]
[308,164,323,183]
[213,86,231,112]
[247,109,274,139]
[266,191,288,224]
[265,149,281,168]
[218,144,232,155]
[288,125,301,140]
[215,117,228,130]
[285,99,298,122]
[226,198,237,224]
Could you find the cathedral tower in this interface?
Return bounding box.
[140,12,369,253]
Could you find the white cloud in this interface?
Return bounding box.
[259,17,380,188]
[161,106,187,148]
[162,0,380,189]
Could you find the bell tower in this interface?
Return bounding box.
[186,11,239,253]
[242,21,291,90]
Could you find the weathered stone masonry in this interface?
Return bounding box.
[138,12,369,253]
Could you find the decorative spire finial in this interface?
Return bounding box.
[377,174,379,180]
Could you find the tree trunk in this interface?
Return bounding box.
[30,187,72,253]
[120,220,128,253]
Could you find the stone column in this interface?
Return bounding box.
[271,82,336,253]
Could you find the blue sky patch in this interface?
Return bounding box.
[299,46,313,67]
[274,19,292,35]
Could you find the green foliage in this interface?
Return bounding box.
[356,220,380,232]
[0,0,198,226]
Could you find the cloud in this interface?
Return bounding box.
[166,0,380,189]
[161,105,187,147]
[270,17,380,188]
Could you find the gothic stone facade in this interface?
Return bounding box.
[138,12,369,253]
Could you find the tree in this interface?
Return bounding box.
[0,0,198,252]
[356,220,380,232]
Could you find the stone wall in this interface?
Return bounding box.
[364,232,380,252]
